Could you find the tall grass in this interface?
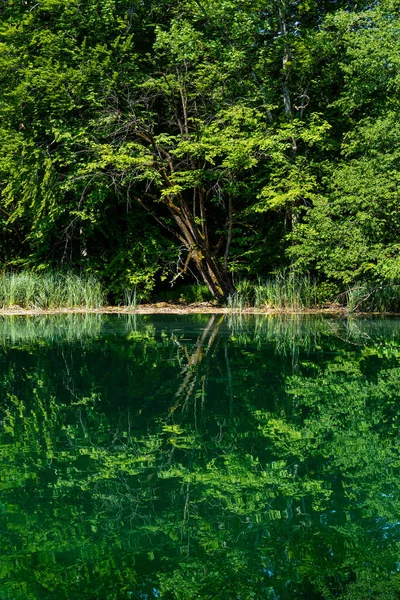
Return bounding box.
[123,286,139,309]
[227,279,254,311]
[228,276,400,313]
[228,272,320,311]
[0,272,105,309]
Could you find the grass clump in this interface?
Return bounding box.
[123,286,139,309]
[0,271,105,309]
[256,273,320,310]
[228,271,321,311]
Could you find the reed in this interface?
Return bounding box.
[123,286,139,309]
[228,271,320,311]
[255,272,320,310]
[0,271,105,309]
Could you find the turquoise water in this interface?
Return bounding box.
[1,314,400,599]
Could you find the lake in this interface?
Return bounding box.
[1,313,400,599]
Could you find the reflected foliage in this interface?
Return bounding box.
[1,315,400,599]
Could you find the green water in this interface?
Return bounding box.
[1,314,400,600]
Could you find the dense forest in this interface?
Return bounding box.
[1,0,400,305]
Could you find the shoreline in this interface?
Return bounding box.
[0,304,393,316]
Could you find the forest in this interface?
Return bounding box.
[1,0,400,307]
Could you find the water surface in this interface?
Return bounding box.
[1,314,400,599]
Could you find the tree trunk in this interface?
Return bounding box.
[168,201,236,301]
[131,125,236,301]
[279,5,293,117]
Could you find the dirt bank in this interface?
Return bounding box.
[0,303,353,316]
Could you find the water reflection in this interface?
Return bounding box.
[1,314,400,599]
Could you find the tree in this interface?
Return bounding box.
[291,2,400,289]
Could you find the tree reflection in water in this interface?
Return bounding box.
[1,314,400,599]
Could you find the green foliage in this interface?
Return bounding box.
[346,283,400,313]
[0,0,177,294]
[157,283,213,304]
[290,3,400,291]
